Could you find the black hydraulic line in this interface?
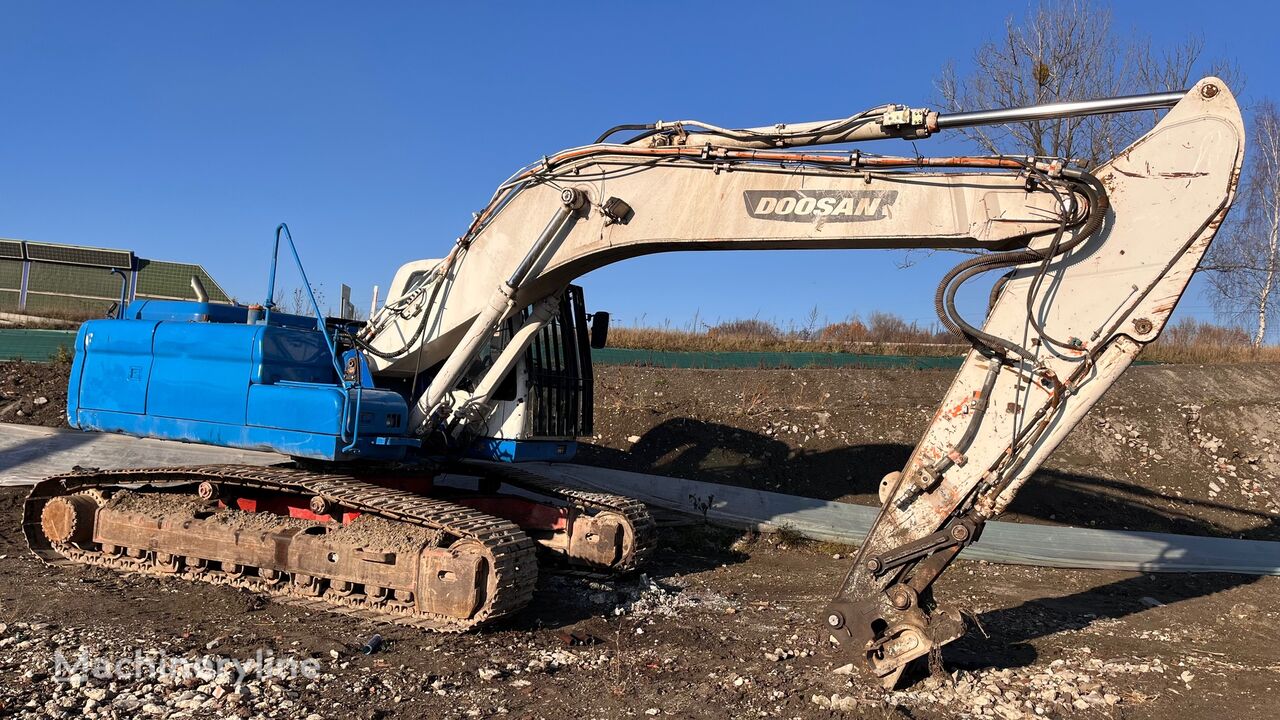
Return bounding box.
[935,251,1040,361]
[351,266,448,361]
[932,170,1107,362]
[925,359,1003,484]
[594,123,657,144]
[988,271,1014,313]
[1023,171,1109,349]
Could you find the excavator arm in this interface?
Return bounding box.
[359,78,1244,685]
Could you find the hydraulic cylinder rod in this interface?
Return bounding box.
[409,188,584,434]
[936,90,1186,130]
[447,292,564,435]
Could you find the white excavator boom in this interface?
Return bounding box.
[356,77,1243,685]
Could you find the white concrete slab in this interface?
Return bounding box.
[0,423,283,486]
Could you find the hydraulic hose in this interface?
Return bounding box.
[594,123,657,144]
[926,357,1003,483]
[933,170,1107,362]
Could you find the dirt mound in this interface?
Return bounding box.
[0,359,70,428]
[583,364,1280,540]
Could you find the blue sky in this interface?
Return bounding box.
[2,2,1276,333]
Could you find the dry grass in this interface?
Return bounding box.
[609,315,1280,364]
[611,313,966,357]
[1145,319,1280,363]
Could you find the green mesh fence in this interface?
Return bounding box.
[21,294,116,317]
[27,262,126,298]
[591,347,965,370]
[0,259,21,291]
[0,329,77,361]
[135,260,230,302]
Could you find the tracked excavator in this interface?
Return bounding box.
[24,77,1243,687]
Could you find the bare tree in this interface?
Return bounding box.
[1205,101,1280,346]
[287,284,327,317]
[937,0,1238,169]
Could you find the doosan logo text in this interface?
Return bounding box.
[743,190,897,222]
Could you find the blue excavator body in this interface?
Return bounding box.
[67,299,416,462]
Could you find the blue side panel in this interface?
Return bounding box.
[77,320,159,414]
[66,325,89,426]
[76,409,409,461]
[253,330,334,384]
[246,383,407,437]
[148,322,255,425]
[467,438,578,463]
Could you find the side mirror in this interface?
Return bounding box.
[589,311,610,349]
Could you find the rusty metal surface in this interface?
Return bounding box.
[449,459,656,573]
[23,465,539,631]
[823,77,1246,685]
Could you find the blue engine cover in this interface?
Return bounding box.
[68,301,415,461]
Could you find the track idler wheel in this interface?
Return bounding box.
[40,495,100,546]
[567,511,629,568]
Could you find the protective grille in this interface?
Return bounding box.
[0,259,22,291]
[0,239,22,259]
[134,260,230,302]
[524,285,593,438]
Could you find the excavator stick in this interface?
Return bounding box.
[823,77,1245,687]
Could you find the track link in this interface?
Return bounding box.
[23,464,538,631]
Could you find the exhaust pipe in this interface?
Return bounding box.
[190,275,209,303]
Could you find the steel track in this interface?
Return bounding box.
[23,464,539,631]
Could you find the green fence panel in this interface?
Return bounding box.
[0,329,77,361]
[591,347,964,370]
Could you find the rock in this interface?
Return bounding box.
[829,695,863,711]
[627,435,641,444]
[477,667,503,681]
[33,396,48,405]
[84,688,113,702]
[995,704,1024,719]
